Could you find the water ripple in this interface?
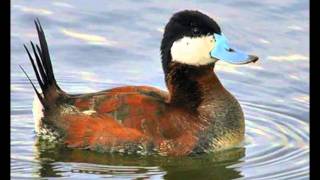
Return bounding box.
[50,162,165,179]
[233,101,309,179]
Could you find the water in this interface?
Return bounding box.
[11,0,309,179]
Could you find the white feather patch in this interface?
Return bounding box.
[32,94,44,135]
[171,35,216,66]
[82,110,96,115]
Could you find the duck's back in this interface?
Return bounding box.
[36,86,204,155]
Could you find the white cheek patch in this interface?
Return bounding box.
[171,35,216,66]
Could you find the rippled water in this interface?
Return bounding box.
[11,0,309,179]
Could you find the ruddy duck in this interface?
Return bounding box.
[21,10,258,156]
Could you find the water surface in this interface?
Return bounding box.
[11,0,309,179]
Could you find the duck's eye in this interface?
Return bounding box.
[192,27,200,35]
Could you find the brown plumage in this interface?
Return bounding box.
[22,10,258,156]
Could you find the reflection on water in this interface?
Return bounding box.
[11,0,309,179]
[35,140,245,179]
[61,28,118,46]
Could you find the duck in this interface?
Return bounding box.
[21,10,258,156]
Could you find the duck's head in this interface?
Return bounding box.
[161,10,258,73]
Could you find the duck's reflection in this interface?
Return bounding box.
[34,139,245,179]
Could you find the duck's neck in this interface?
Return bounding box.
[165,62,224,111]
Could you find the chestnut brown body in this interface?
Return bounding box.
[22,10,258,156]
[40,64,244,156]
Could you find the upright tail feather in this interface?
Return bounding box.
[20,19,62,108]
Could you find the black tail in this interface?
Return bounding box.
[20,19,62,108]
